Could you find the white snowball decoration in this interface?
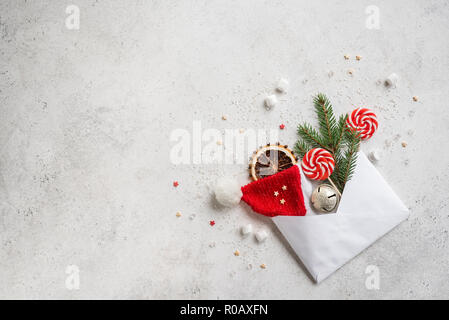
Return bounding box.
[214,177,242,207]
[264,95,278,110]
[255,230,268,243]
[369,150,382,162]
[276,78,289,93]
[385,73,399,87]
[241,224,253,236]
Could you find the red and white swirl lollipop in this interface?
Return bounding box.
[346,107,378,140]
[301,148,335,180]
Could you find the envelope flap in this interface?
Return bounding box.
[337,152,408,215]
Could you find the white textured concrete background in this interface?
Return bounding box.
[1,0,448,299]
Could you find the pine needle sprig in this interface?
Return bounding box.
[313,93,338,151]
[297,123,328,150]
[329,149,344,191]
[333,114,348,154]
[336,130,361,187]
[294,139,311,161]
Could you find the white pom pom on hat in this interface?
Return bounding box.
[214,177,243,207]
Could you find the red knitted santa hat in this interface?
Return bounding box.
[241,165,307,217]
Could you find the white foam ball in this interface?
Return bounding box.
[264,95,278,110]
[276,78,289,93]
[214,177,242,207]
[369,150,382,162]
[386,73,399,87]
[241,224,253,236]
[255,230,268,243]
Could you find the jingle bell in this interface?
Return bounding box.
[311,184,340,213]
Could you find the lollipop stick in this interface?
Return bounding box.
[327,177,342,197]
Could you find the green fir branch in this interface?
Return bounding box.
[313,93,338,151]
[297,123,328,150]
[333,114,347,153]
[294,140,311,161]
[337,130,361,188]
[295,94,361,193]
[329,150,344,192]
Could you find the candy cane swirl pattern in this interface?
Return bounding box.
[301,148,335,180]
[346,107,378,140]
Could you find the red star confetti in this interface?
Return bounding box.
[279,124,285,130]
[209,220,215,226]
[173,181,179,187]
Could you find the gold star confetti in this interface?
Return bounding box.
[282,185,287,191]
[234,250,240,256]
[260,264,266,269]
[176,212,181,217]
[274,191,279,197]
[280,199,286,205]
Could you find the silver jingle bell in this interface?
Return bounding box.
[311,184,340,213]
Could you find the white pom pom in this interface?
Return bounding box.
[214,177,242,207]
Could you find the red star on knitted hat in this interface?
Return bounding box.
[241,165,307,217]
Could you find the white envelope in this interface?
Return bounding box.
[272,152,409,283]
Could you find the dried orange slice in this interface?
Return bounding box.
[249,143,297,181]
